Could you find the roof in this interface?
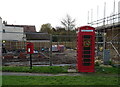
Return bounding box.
[96,22,120,30]
[5,24,36,32]
[26,33,50,40]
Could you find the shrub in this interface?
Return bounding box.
[95,62,100,66]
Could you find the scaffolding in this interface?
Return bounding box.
[88,13,120,65]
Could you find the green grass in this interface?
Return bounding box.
[2,66,119,86]
[2,66,68,73]
[2,66,119,74]
[2,75,119,85]
[95,66,119,74]
[0,75,2,87]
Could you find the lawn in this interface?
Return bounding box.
[2,66,119,74]
[2,66,68,73]
[95,66,119,74]
[2,66,120,86]
[2,75,119,85]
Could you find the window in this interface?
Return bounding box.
[84,47,91,50]
[83,51,91,54]
[3,29,5,33]
[83,55,91,58]
[84,35,91,38]
[83,59,91,62]
[83,63,91,66]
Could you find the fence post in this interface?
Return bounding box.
[49,34,52,66]
[30,54,32,69]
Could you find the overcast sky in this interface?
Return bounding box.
[0,0,120,31]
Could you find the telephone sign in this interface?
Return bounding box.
[81,30,93,32]
[77,26,95,72]
[27,42,34,54]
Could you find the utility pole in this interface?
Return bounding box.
[97,5,99,27]
[87,11,89,24]
[96,5,99,56]
[91,9,93,26]
[103,2,106,26]
[112,0,115,25]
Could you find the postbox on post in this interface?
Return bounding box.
[77,26,95,72]
[27,42,34,54]
[26,42,34,69]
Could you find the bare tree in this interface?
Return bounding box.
[61,14,75,31]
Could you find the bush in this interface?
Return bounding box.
[95,62,100,66]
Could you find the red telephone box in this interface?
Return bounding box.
[77,26,95,72]
[27,42,34,54]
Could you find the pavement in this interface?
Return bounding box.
[2,72,119,77]
[2,72,83,76]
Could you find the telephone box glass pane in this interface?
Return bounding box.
[84,35,91,38]
[83,55,91,58]
[83,59,91,62]
[83,51,91,54]
[83,63,91,66]
[84,47,91,50]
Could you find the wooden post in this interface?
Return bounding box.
[30,54,32,69]
[49,34,52,66]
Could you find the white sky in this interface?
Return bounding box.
[0,0,120,31]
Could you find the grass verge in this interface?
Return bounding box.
[95,66,119,74]
[2,66,119,74]
[2,75,119,85]
[2,66,68,73]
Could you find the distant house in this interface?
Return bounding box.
[2,23,36,41]
[118,1,120,22]
[0,17,51,51]
[26,32,50,42]
[2,24,24,41]
[26,32,50,50]
[0,17,2,40]
[4,24,36,32]
[0,17,37,50]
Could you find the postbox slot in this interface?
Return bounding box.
[27,44,32,46]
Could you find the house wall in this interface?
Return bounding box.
[106,27,120,64]
[0,17,2,56]
[2,25,25,41]
[118,1,120,22]
[0,17,2,41]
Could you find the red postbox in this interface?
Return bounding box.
[77,26,95,72]
[27,42,34,54]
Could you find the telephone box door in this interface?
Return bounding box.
[77,26,95,72]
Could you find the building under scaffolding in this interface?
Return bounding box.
[89,12,120,65]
